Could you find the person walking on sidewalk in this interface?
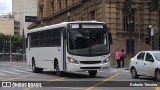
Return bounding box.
[120,49,126,68]
[115,48,121,68]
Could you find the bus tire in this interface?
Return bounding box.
[88,70,97,77]
[56,63,61,76]
[32,60,43,73]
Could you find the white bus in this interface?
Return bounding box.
[26,21,112,77]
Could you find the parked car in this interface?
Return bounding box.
[129,51,160,82]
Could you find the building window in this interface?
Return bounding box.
[50,0,54,15]
[90,10,96,20]
[123,9,135,32]
[71,0,74,4]
[39,6,43,19]
[58,0,62,11]
[126,39,135,55]
[65,0,68,7]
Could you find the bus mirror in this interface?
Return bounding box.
[108,32,113,45]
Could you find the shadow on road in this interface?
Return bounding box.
[133,76,156,81]
[40,71,106,79]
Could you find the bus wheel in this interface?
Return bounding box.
[88,70,97,77]
[32,60,43,73]
[56,63,61,76]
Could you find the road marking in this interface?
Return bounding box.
[23,77,65,90]
[156,87,160,90]
[156,82,160,90]
[85,71,122,90]
[0,72,7,76]
[23,69,32,72]
[2,74,35,81]
[0,70,19,74]
[52,87,85,90]
[0,63,17,67]
[13,70,32,73]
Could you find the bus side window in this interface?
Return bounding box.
[108,32,113,45]
[53,29,61,46]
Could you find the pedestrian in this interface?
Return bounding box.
[120,49,126,68]
[115,48,121,68]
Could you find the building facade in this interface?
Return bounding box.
[0,14,20,35]
[12,0,38,35]
[28,0,160,55]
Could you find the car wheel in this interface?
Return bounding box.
[131,67,138,79]
[88,70,97,77]
[155,69,160,82]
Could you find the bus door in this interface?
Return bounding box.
[62,28,67,71]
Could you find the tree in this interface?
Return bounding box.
[0,33,5,52]
[0,34,22,53]
[123,0,134,18]
[150,0,160,12]
[11,35,22,52]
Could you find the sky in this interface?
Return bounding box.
[0,0,12,15]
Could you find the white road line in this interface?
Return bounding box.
[0,72,7,76]
[22,69,32,72]
[0,70,19,74]
[0,63,17,67]
[13,70,32,73]
[98,68,125,73]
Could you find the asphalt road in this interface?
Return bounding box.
[0,62,159,90]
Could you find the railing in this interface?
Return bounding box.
[0,53,26,62]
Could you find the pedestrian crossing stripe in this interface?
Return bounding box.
[98,68,125,73]
[0,70,19,74]
[13,70,32,73]
[0,69,32,76]
[0,72,7,76]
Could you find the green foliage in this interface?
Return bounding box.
[150,0,160,12]
[0,33,5,52]
[0,33,22,53]
[12,35,22,52]
[111,54,131,66]
[123,0,134,17]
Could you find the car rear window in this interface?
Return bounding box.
[153,53,160,61]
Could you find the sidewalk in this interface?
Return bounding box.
[111,64,129,70]
[0,59,26,63]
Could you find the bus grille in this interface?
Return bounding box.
[80,61,101,64]
[80,67,101,69]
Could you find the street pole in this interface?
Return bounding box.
[67,12,70,22]
[159,11,160,50]
[128,17,133,57]
[128,8,133,57]
[22,29,25,62]
[150,26,154,50]
[9,34,12,62]
[137,24,141,51]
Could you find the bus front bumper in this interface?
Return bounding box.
[67,63,110,72]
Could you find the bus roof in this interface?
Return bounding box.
[27,21,105,34]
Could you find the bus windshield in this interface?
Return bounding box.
[68,28,109,56]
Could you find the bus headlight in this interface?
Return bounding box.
[102,56,110,63]
[67,57,79,64]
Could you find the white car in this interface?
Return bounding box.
[129,51,160,81]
